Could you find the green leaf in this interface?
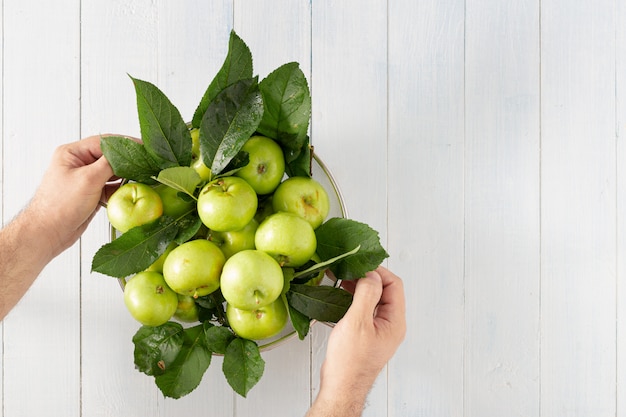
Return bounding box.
[173,214,203,244]
[287,302,310,340]
[293,245,361,280]
[100,136,160,184]
[286,284,353,323]
[131,76,192,168]
[258,62,311,163]
[286,139,312,178]
[315,218,389,281]
[199,77,264,175]
[91,216,179,278]
[154,166,202,200]
[204,323,235,354]
[132,322,184,376]
[215,150,250,178]
[192,30,254,128]
[196,291,227,324]
[281,268,295,295]
[223,338,265,398]
[155,324,212,399]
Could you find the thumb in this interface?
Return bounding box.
[89,155,114,183]
[344,270,383,320]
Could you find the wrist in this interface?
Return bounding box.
[17,203,60,263]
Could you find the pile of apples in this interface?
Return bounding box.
[106,131,330,341]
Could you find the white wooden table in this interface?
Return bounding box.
[1,0,625,416]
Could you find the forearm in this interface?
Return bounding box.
[305,361,375,417]
[306,388,369,417]
[0,205,57,320]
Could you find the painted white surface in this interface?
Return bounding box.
[1,0,625,416]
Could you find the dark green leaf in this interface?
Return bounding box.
[315,218,389,280]
[287,303,310,340]
[192,30,254,128]
[258,62,311,163]
[285,139,312,178]
[215,150,249,178]
[100,136,160,184]
[199,77,264,175]
[155,324,212,399]
[91,216,179,278]
[132,322,184,376]
[173,214,203,244]
[223,338,265,398]
[196,291,227,324]
[131,76,192,168]
[204,323,235,354]
[286,284,353,323]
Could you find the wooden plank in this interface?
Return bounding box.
[79,1,163,415]
[464,0,541,415]
[2,0,81,415]
[233,1,313,415]
[311,0,388,415]
[618,0,626,414]
[540,0,617,414]
[156,0,233,121]
[155,2,235,415]
[387,0,465,415]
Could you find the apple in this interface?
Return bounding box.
[163,239,226,298]
[197,176,258,232]
[123,271,178,326]
[254,211,317,267]
[226,297,289,341]
[235,135,285,195]
[208,218,258,259]
[272,176,330,229]
[190,127,212,181]
[220,249,284,310]
[173,294,200,323]
[107,182,163,233]
[145,242,177,273]
[153,183,196,218]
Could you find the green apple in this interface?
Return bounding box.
[163,239,226,298]
[145,242,177,273]
[208,218,258,259]
[235,135,285,195]
[226,297,288,341]
[272,176,330,229]
[123,271,178,326]
[220,249,284,310]
[197,176,258,232]
[254,212,317,267]
[173,294,200,323]
[153,183,196,218]
[190,127,212,181]
[107,182,163,233]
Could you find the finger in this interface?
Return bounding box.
[373,266,406,329]
[90,155,114,183]
[344,270,383,320]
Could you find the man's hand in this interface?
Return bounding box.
[307,266,406,417]
[0,136,117,320]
